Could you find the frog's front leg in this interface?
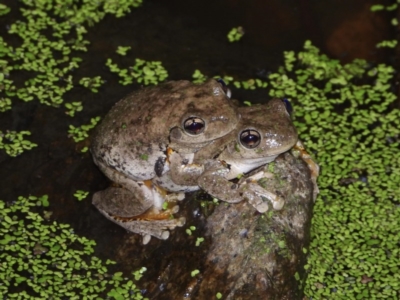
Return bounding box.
[199,162,288,213]
[167,148,205,186]
[197,161,269,213]
[237,171,285,211]
[240,182,285,212]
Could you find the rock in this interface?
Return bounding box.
[94,152,315,300]
[195,152,315,299]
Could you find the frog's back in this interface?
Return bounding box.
[90,79,239,180]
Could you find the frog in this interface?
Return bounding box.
[91,79,239,244]
[155,98,298,213]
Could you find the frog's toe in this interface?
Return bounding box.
[171,205,179,214]
[142,231,168,244]
[161,231,170,240]
[141,218,185,242]
[272,198,285,210]
[255,202,269,213]
[142,234,152,245]
[176,216,186,226]
[245,192,269,213]
[165,192,185,202]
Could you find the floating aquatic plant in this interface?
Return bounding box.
[227,26,244,42]
[106,57,168,86]
[0,195,148,299]
[68,117,101,143]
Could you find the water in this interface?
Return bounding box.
[0,0,394,298]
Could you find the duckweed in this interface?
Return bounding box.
[186,226,196,236]
[79,76,105,93]
[0,0,143,156]
[73,190,89,201]
[227,26,244,42]
[106,58,168,86]
[65,101,83,117]
[0,195,148,299]
[195,237,205,247]
[376,39,398,48]
[0,3,10,15]
[192,69,208,84]
[0,130,37,157]
[265,41,400,299]
[68,117,100,143]
[116,46,132,56]
[191,69,267,89]
[1,0,399,298]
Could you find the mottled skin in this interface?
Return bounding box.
[91,79,239,243]
[157,99,298,212]
[91,79,238,181]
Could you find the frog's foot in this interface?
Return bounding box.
[118,217,186,245]
[94,205,186,244]
[241,183,285,212]
[93,186,185,243]
[291,140,320,201]
[238,170,274,184]
[241,188,269,213]
[165,192,185,202]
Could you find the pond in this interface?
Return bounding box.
[0,0,397,299]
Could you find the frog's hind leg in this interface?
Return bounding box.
[117,217,186,245]
[291,140,320,201]
[92,184,185,244]
[92,185,154,218]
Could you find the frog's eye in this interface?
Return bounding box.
[183,117,205,135]
[282,98,293,115]
[239,129,261,149]
[215,78,231,98]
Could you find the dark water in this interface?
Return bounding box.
[0,0,395,297]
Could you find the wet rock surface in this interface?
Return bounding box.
[106,152,315,299]
[196,153,314,299]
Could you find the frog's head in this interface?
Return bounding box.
[169,79,240,152]
[220,98,298,177]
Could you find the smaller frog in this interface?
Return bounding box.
[91,79,239,244]
[158,98,298,213]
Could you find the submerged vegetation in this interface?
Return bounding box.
[0,0,399,299]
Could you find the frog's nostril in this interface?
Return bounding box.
[240,129,261,149]
[183,117,205,135]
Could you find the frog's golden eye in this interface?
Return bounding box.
[183,117,205,135]
[239,129,261,149]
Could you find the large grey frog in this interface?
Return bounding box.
[158,98,298,213]
[91,79,239,244]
